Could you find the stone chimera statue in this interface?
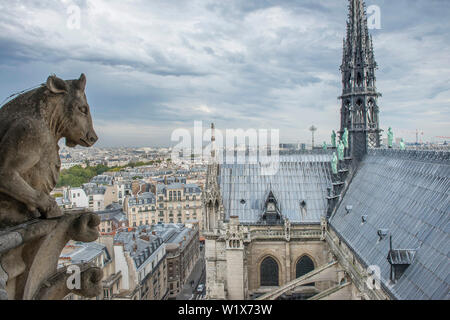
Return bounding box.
[0,74,103,300]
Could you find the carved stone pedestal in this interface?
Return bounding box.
[0,209,103,300]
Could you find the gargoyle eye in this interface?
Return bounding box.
[79,106,88,114]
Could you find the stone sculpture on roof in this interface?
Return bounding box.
[387,127,394,148]
[399,138,406,150]
[331,152,338,175]
[331,130,337,148]
[337,140,345,161]
[342,128,349,149]
[0,74,103,300]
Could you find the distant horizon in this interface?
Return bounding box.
[1,0,449,147]
[61,139,447,150]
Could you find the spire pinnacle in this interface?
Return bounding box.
[339,0,381,157]
[210,123,216,161]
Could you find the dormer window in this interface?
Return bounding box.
[262,190,282,224]
[300,201,307,219]
[387,236,416,283]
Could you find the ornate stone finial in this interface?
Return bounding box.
[284,218,291,242]
[210,122,216,160]
[0,74,102,300]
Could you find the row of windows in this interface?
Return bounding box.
[132,216,193,226]
[131,210,197,218]
[159,195,198,201]
[260,256,315,287]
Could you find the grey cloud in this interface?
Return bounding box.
[0,0,448,146]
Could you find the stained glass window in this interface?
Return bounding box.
[260,257,279,286]
[296,256,315,286]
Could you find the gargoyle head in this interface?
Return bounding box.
[46,73,98,147]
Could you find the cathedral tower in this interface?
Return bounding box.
[340,0,381,160]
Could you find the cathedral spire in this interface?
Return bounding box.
[340,0,381,160]
[206,122,219,190]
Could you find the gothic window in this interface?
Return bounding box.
[366,72,371,86]
[356,72,362,87]
[260,257,279,286]
[354,99,364,126]
[208,201,215,230]
[296,255,315,286]
[345,100,351,110]
[367,99,376,126]
[344,72,351,88]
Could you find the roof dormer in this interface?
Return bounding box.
[262,190,282,224]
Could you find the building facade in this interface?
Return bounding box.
[113,227,168,300]
[59,241,119,301]
[125,183,203,229]
[165,223,201,298]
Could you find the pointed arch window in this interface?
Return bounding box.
[367,99,376,126]
[344,72,351,88]
[356,72,362,86]
[354,99,364,126]
[296,255,315,286]
[260,257,279,286]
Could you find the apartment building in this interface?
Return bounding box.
[125,183,202,229]
[114,180,133,206]
[155,183,203,229]
[96,204,128,235]
[165,223,200,298]
[125,192,157,227]
[67,187,89,208]
[59,241,120,301]
[113,227,168,300]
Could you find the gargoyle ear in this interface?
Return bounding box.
[46,75,68,94]
[76,73,87,92]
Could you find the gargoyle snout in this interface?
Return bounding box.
[87,130,98,145]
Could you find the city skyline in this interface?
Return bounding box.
[1,0,449,147]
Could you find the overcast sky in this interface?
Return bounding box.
[0,0,449,147]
